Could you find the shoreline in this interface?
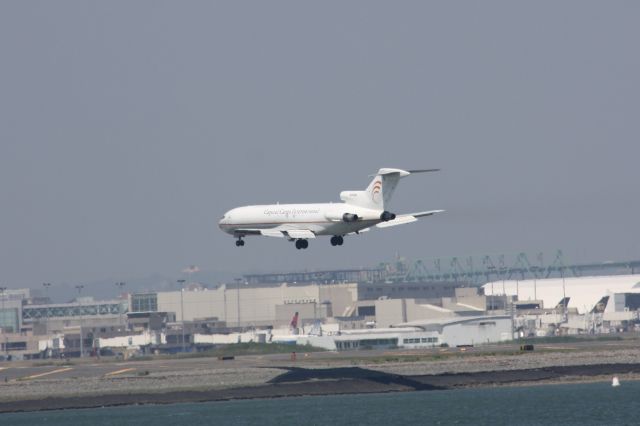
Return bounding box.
[2,362,639,414]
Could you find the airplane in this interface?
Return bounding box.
[218,168,444,249]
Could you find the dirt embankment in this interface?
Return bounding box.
[2,346,640,413]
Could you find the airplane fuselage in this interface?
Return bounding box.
[218,203,383,237]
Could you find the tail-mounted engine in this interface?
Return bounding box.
[342,213,360,222]
[379,211,396,222]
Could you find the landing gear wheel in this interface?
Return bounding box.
[330,236,344,246]
[235,239,245,247]
[295,239,309,249]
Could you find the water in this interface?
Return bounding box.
[2,381,639,425]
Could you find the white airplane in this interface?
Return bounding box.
[219,168,444,249]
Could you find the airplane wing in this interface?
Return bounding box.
[233,229,263,236]
[284,229,316,239]
[261,230,286,238]
[233,229,285,238]
[411,209,445,218]
[348,228,370,235]
[234,228,317,239]
[376,210,444,228]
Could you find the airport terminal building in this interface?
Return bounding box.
[3,265,640,359]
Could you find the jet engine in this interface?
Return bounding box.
[379,211,396,222]
[342,213,359,222]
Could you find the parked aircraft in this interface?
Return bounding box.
[219,168,444,249]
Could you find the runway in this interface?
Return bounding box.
[2,337,640,413]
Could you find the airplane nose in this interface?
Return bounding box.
[218,212,231,228]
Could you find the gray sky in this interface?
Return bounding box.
[0,1,638,292]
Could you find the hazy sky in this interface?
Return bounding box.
[0,1,638,291]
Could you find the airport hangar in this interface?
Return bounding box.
[482,274,640,315]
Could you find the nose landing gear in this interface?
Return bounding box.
[330,236,344,246]
[295,239,309,250]
[235,238,245,247]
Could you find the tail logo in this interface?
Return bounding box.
[372,180,382,201]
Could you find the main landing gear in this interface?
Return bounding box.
[235,238,245,247]
[330,236,344,246]
[295,239,309,250]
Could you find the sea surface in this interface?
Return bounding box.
[2,381,640,425]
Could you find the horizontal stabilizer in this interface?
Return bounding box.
[407,169,440,174]
[371,168,440,177]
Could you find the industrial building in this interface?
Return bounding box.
[129,279,462,328]
[132,281,356,327]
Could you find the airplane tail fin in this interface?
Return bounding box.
[556,297,570,309]
[340,168,439,210]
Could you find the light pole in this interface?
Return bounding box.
[115,282,126,328]
[177,279,186,353]
[561,268,567,321]
[530,266,538,303]
[75,285,84,357]
[42,283,52,334]
[0,286,6,319]
[500,267,507,296]
[486,266,496,310]
[499,266,508,313]
[0,287,7,355]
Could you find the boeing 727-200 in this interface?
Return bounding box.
[218,168,444,249]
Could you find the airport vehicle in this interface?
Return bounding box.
[219,168,444,249]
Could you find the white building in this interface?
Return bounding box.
[331,315,512,351]
[398,315,513,347]
[98,330,165,349]
[483,275,640,314]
